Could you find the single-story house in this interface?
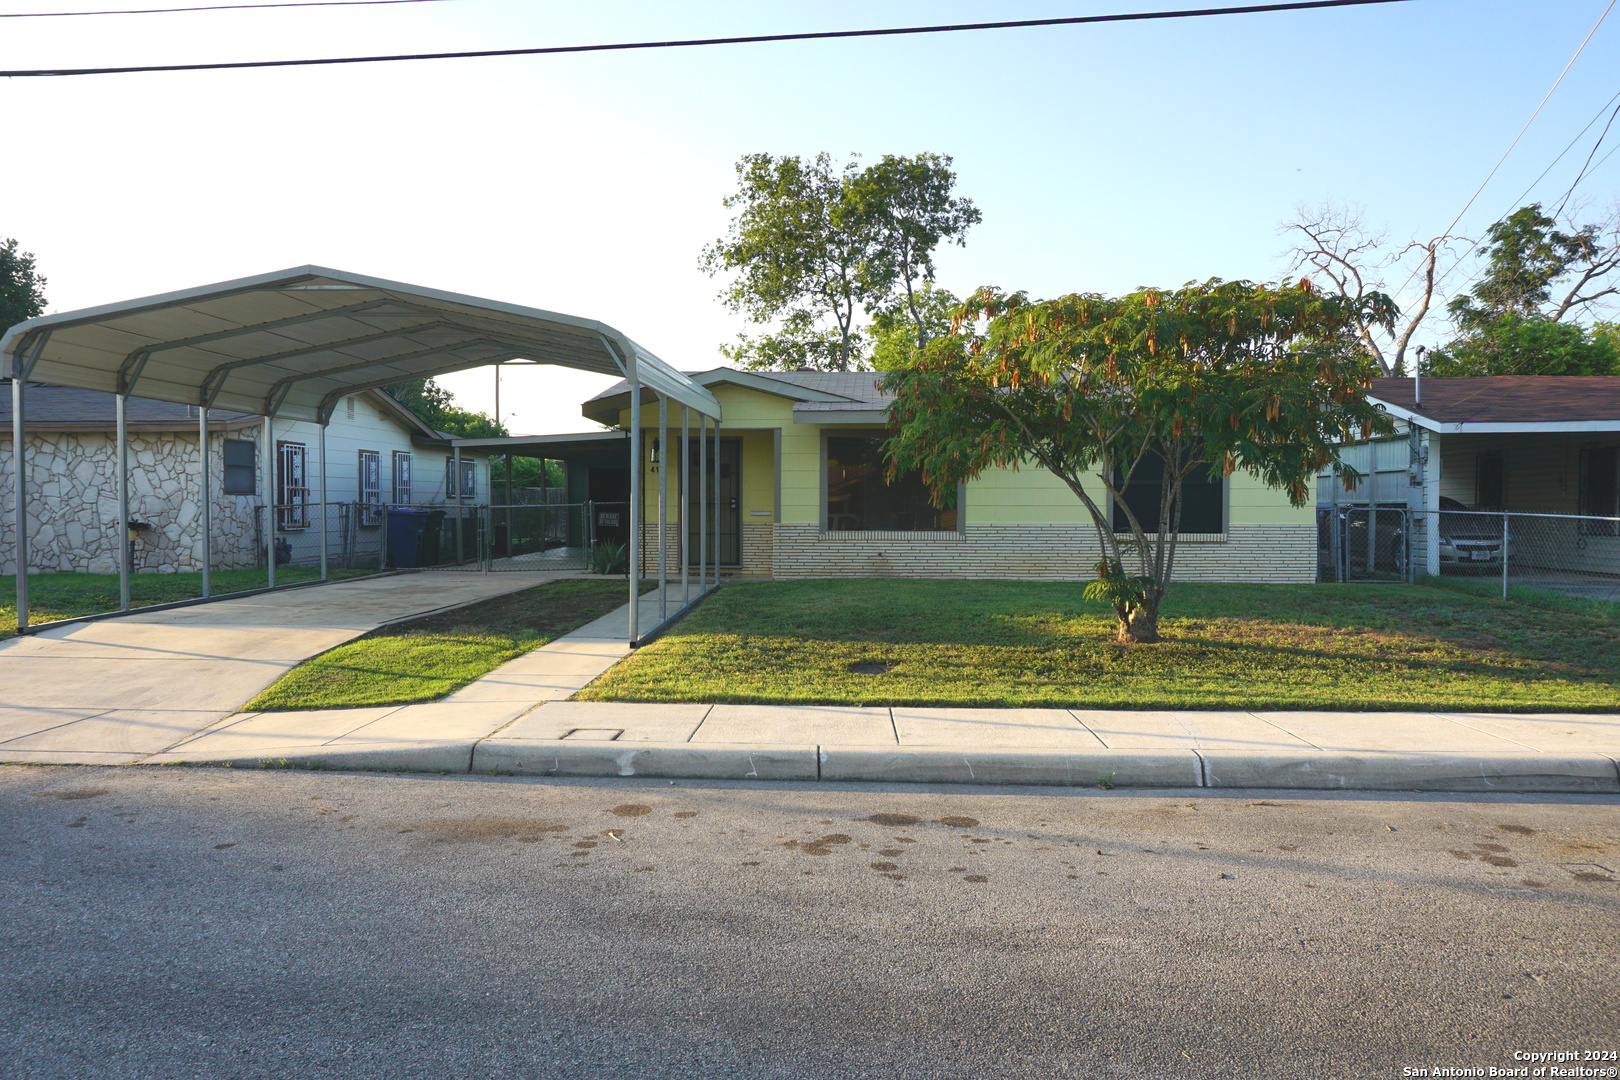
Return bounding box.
[1318,376,1620,578]
[0,380,491,575]
[579,368,1318,582]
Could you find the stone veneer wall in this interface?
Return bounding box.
[0,428,263,576]
[769,523,1316,583]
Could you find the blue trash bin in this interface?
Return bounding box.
[385,507,430,568]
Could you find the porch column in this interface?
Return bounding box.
[680,404,690,607]
[658,393,668,623]
[699,412,708,595]
[1422,429,1441,576]
[198,404,212,598]
[116,393,131,611]
[627,370,641,643]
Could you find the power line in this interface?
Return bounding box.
[0,0,1411,78]
[1552,97,1620,218]
[1389,0,1616,309]
[1,0,458,16]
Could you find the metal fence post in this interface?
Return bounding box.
[1501,511,1510,600]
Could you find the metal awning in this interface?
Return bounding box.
[0,265,719,424]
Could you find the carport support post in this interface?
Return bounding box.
[658,394,668,623]
[116,393,131,611]
[699,413,708,595]
[11,373,28,630]
[318,422,329,581]
[713,419,721,588]
[680,405,689,606]
[264,413,276,590]
[198,405,211,598]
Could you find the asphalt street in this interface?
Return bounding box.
[2,766,1617,1080]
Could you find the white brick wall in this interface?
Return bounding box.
[770,523,1315,583]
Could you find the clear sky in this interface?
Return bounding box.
[6,0,1619,434]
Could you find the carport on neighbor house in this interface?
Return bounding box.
[1,265,722,642]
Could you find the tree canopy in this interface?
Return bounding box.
[883,279,1394,643]
[703,152,978,371]
[1,237,48,334]
[1426,314,1618,376]
[384,378,505,438]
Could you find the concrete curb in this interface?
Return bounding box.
[473,740,817,781]
[818,746,1201,788]
[1198,750,1620,794]
[139,740,477,773]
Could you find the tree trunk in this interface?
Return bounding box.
[1116,598,1162,644]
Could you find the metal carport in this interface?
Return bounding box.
[1,265,721,643]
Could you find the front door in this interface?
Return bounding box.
[687,438,741,567]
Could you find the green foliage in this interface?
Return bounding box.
[1448,204,1605,329]
[882,279,1395,640]
[587,540,629,576]
[870,284,961,371]
[383,377,506,437]
[491,455,563,492]
[1426,314,1618,376]
[1081,559,1156,637]
[703,152,977,371]
[1,237,47,333]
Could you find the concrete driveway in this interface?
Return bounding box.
[0,572,573,764]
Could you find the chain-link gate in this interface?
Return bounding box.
[1318,506,1410,583]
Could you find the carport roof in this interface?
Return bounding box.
[1,266,719,426]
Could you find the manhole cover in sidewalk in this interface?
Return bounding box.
[561,729,624,741]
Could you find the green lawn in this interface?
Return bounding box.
[245,579,643,711]
[0,568,374,639]
[576,579,1620,712]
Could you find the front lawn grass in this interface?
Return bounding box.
[245,579,643,711]
[0,567,374,639]
[576,579,1620,711]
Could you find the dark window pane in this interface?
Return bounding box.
[1112,456,1223,534]
[1580,447,1618,536]
[222,439,256,495]
[826,435,956,532]
[1476,452,1505,511]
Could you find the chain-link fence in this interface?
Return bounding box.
[1319,507,1620,603]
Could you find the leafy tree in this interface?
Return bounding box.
[703,152,977,371]
[883,280,1394,644]
[869,284,961,371]
[1448,203,1619,328]
[1,237,48,333]
[383,377,505,437]
[1425,315,1617,376]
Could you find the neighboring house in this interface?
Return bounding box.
[1319,376,1620,576]
[580,368,1317,582]
[0,381,490,575]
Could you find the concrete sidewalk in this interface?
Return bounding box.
[4,582,1618,792]
[0,571,574,764]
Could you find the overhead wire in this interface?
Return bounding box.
[0,0,1411,78]
[1,0,459,15]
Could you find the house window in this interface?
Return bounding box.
[222,439,256,495]
[825,433,957,532]
[276,441,311,530]
[392,451,412,504]
[446,457,476,499]
[358,449,382,526]
[1580,446,1619,537]
[1476,452,1505,511]
[1111,454,1224,535]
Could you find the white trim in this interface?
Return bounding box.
[1367,395,1620,434]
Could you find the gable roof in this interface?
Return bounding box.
[1367,376,1620,433]
[583,367,892,425]
[0,380,256,431]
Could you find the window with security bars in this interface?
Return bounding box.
[392,451,412,504]
[445,457,476,499]
[276,441,310,530]
[1580,446,1619,537]
[358,449,382,526]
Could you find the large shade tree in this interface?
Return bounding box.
[883,279,1395,643]
[1,237,48,334]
